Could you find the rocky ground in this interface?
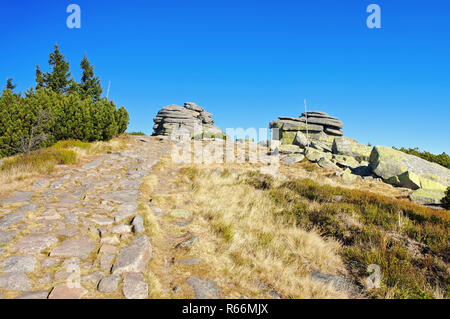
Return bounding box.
[0,137,171,299]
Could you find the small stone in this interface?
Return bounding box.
[170,209,193,219]
[123,272,148,299]
[2,255,36,273]
[98,275,120,293]
[0,211,27,229]
[0,272,31,291]
[100,253,116,271]
[0,230,16,244]
[91,216,114,226]
[15,234,58,254]
[48,284,87,299]
[176,258,203,265]
[15,290,49,299]
[38,273,52,284]
[81,271,103,286]
[111,235,152,275]
[114,203,137,222]
[131,215,145,233]
[186,277,220,299]
[101,236,120,245]
[112,224,132,234]
[99,244,118,254]
[50,238,97,259]
[175,236,198,249]
[172,220,192,227]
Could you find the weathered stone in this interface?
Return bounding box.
[15,290,49,299]
[317,157,340,171]
[0,211,27,229]
[2,255,36,273]
[99,244,118,254]
[81,271,103,286]
[177,258,203,265]
[111,235,152,275]
[0,230,16,244]
[131,215,145,233]
[175,236,198,249]
[342,169,358,185]
[409,189,446,205]
[0,272,31,291]
[123,272,148,299]
[311,271,361,296]
[98,275,120,293]
[332,154,360,169]
[186,277,220,299]
[48,284,87,299]
[282,154,304,166]
[332,137,372,161]
[277,144,302,154]
[114,203,137,222]
[17,204,39,213]
[50,238,97,259]
[170,209,193,219]
[112,224,132,234]
[0,192,33,204]
[91,216,114,226]
[324,127,344,136]
[369,146,450,190]
[100,253,116,271]
[41,257,59,268]
[15,234,58,254]
[386,171,421,190]
[305,148,331,163]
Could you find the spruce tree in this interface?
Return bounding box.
[35,65,45,89]
[80,55,102,101]
[5,78,17,91]
[44,44,71,94]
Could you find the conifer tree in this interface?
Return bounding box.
[35,65,45,89]
[5,78,17,91]
[80,55,102,101]
[44,44,71,94]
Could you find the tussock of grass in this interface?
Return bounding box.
[244,173,449,299]
[175,166,348,298]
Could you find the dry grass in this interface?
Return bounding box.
[169,165,349,298]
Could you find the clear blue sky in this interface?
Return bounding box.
[1,0,449,153]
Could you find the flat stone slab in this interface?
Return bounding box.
[111,235,152,275]
[50,239,97,259]
[0,230,16,244]
[175,236,198,249]
[103,190,139,204]
[123,272,148,299]
[0,192,33,204]
[98,275,120,293]
[91,216,114,226]
[2,255,37,273]
[113,203,137,222]
[15,234,58,254]
[15,290,49,299]
[176,258,203,265]
[81,271,103,286]
[0,272,31,291]
[48,284,87,299]
[186,277,220,299]
[0,211,27,229]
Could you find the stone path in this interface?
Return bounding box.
[0,136,168,299]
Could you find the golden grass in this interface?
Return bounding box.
[170,166,349,298]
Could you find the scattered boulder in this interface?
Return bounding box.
[282,154,304,166]
[98,275,120,293]
[341,169,358,185]
[332,137,372,162]
[317,157,340,171]
[131,215,145,233]
[305,148,331,163]
[409,189,446,206]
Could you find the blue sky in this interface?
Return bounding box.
[1,0,449,153]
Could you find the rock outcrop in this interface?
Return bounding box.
[369,146,450,205]
[152,102,223,139]
[270,111,344,149]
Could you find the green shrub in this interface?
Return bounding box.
[442,187,450,210]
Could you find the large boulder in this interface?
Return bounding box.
[332,137,372,162]
[369,146,450,190]
[152,102,223,139]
